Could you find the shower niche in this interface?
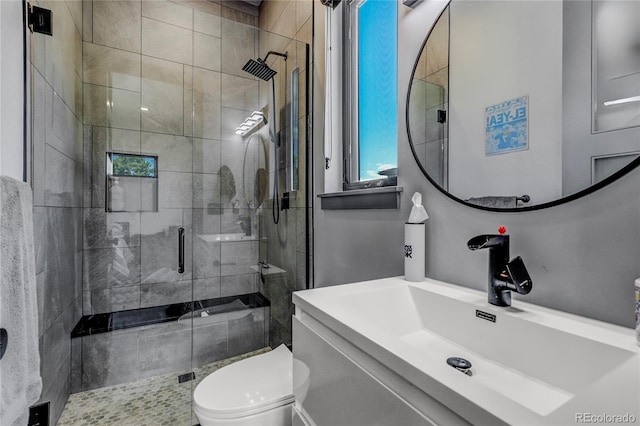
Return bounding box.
[106,152,158,212]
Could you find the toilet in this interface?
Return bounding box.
[193,345,309,426]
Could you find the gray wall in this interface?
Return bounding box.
[313,0,640,328]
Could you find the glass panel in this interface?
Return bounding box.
[33,2,309,424]
[592,0,640,132]
[357,0,398,181]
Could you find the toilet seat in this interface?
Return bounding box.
[193,345,294,420]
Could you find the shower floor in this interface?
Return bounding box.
[58,347,271,426]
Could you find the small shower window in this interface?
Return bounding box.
[106,152,158,212]
[109,153,157,177]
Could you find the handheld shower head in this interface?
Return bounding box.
[241,51,288,81]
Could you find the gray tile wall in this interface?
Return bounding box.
[71,306,269,392]
[30,0,84,424]
[82,0,262,315]
[257,0,312,349]
[72,0,274,399]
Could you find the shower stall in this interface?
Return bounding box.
[29,1,312,424]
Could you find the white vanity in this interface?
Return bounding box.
[291,277,639,425]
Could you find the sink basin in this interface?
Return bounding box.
[293,277,639,425]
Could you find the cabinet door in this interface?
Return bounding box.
[293,317,436,426]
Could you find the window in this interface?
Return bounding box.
[344,0,398,189]
[106,153,158,212]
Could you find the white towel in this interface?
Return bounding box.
[0,176,42,426]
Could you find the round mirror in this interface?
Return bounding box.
[242,132,268,210]
[407,0,640,211]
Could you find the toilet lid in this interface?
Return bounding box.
[193,345,294,419]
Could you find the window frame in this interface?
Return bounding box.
[342,0,398,191]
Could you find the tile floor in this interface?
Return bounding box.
[58,347,271,426]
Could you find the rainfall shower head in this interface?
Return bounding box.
[242,58,277,81]
[241,50,288,81]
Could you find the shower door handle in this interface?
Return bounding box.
[178,227,185,274]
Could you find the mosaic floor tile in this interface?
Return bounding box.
[58,347,271,426]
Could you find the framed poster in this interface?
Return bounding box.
[485,95,529,156]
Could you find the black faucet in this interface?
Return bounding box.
[467,233,533,307]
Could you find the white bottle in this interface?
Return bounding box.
[110,177,125,211]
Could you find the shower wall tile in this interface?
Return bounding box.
[192,322,229,365]
[42,0,83,115]
[296,0,313,34]
[174,0,221,17]
[83,246,141,290]
[220,74,259,110]
[140,209,190,284]
[158,172,193,208]
[67,0,83,35]
[48,89,81,160]
[81,330,140,390]
[83,83,141,130]
[296,207,306,253]
[82,0,93,42]
[270,1,297,40]
[193,237,221,279]
[142,18,193,65]
[296,15,312,46]
[83,42,141,92]
[219,209,251,235]
[221,273,257,297]
[32,70,47,206]
[141,56,185,135]
[36,271,46,336]
[92,0,142,53]
[192,173,221,209]
[221,19,257,78]
[137,325,191,378]
[221,241,258,276]
[43,207,80,330]
[140,280,193,308]
[258,0,288,32]
[194,10,221,37]
[192,208,222,236]
[40,302,75,424]
[191,67,221,139]
[93,125,142,154]
[228,308,265,357]
[296,250,307,291]
[220,122,249,174]
[34,207,46,275]
[83,209,141,249]
[192,138,221,174]
[40,308,73,401]
[89,285,141,313]
[193,277,222,300]
[141,133,192,173]
[45,146,78,207]
[70,336,82,393]
[193,32,221,71]
[142,0,193,30]
[221,4,258,27]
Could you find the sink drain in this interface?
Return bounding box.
[447,357,472,376]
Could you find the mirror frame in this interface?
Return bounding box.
[406,2,640,212]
